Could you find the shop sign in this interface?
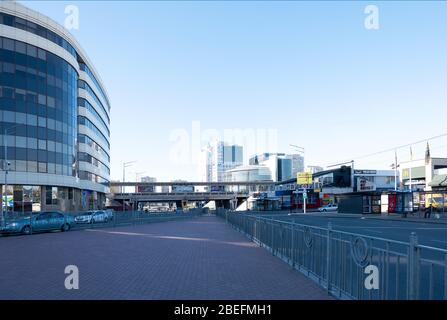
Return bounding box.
[297,172,312,185]
[354,170,377,175]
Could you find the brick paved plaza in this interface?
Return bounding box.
[0,216,331,300]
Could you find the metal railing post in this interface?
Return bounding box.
[291,223,295,267]
[326,222,332,295]
[408,232,420,300]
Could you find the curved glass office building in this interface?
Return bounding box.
[0,2,110,212]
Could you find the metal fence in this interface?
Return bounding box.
[0,209,205,236]
[217,209,447,300]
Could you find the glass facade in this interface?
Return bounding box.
[0,4,111,211]
[78,80,110,123]
[2,185,41,212]
[79,63,110,110]
[78,97,110,136]
[78,152,110,175]
[224,166,272,182]
[0,12,77,57]
[78,134,110,162]
[0,36,77,176]
[78,116,109,149]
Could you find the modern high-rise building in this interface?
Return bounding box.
[137,177,156,193]
[0,2,111,212]
[140,176,156,183]
[249,153,294,182]
[199,141,243,182]
[286,154,305,177]
[198,146,212,182]
[306,166,324,174]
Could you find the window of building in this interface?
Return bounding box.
[45,186,58,205]
[38,162,47,173]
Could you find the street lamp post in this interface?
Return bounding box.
[134,171,146,211]
[290,144,305,212]
[122,161,136,211]
[1,131,9,227]
[2,126,21,227]
[135,171,145,182]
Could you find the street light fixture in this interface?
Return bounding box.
[135,171,146,182]
[122,160,137,192]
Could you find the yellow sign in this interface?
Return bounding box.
[297,172,312,185]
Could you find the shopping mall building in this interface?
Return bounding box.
[0,2,110,212]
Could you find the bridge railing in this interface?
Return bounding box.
[216,209,447,300]
[112,192,248,197]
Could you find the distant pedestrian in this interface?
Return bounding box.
[424,204,433,219]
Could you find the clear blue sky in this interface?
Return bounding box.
[21,1,447,181]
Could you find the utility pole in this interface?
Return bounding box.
[394,150,399,191]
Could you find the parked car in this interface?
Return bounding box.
[0,211,74,235]
[75,210,110,224]
[318,204,338,212]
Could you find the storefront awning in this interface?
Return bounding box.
[429,174,447,187]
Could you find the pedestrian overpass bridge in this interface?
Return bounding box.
[113,191,249,202]
[108,181,276,209]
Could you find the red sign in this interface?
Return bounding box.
[388,194,397,213]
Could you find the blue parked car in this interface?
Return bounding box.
[0,211,75,235]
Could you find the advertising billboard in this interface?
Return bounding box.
[357,178,376,192]
[137,186,155,193]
